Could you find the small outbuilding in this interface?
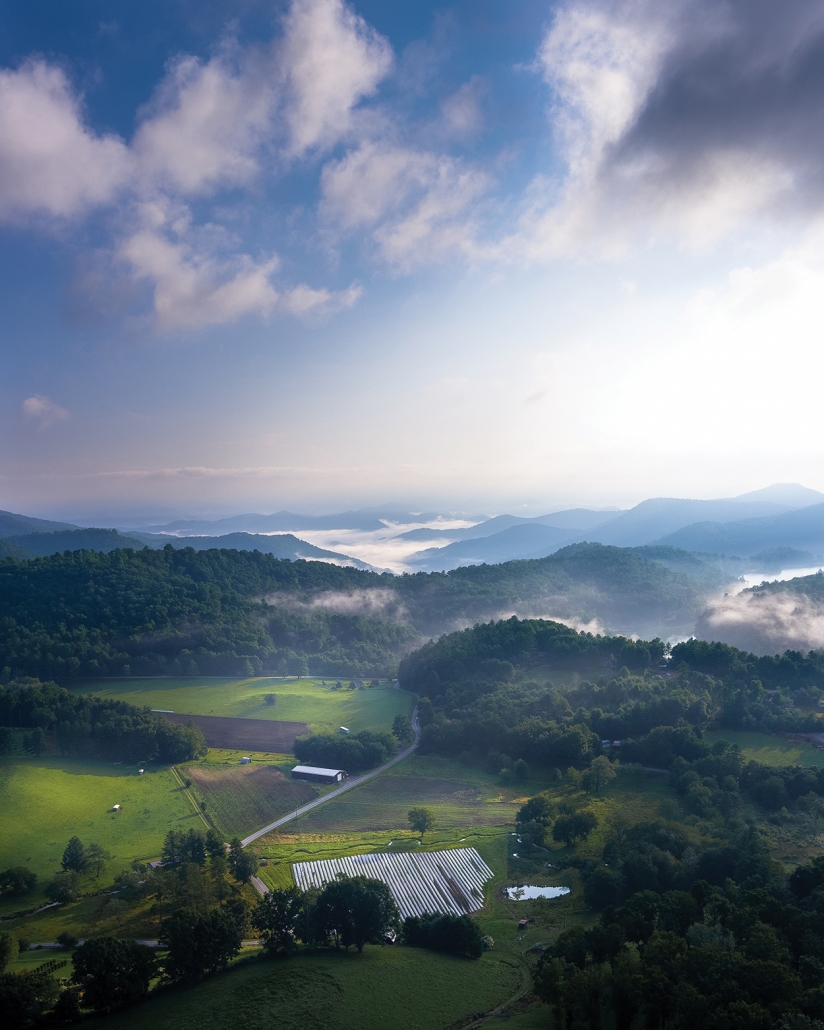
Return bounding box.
[291,765,348,784]
[339,726,350,734]
[113,804,122,811]
[138,769,144,775]
[240,756,252,764]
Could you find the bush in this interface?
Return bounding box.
[403,912,485,958]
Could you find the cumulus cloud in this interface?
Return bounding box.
[281,0,392,157]
[0,60,130,220]
[21,394,71,428]
[696,583,824,655]
[512,0,824,257]
[132,50,274,195]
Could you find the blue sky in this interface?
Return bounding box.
[3,0,824,519]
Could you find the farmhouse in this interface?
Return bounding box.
[291,765,347,784]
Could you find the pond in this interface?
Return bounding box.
[505,885,570,900]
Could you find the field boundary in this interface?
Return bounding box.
[171,766,212,830]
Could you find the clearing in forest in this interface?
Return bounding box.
[71,676,413,735]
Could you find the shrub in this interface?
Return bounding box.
[403,913,485,958]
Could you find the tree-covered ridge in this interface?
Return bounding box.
[400,617,824,773]
[0,545,411,679]
[0,678,205,762]
[0,539,733,680]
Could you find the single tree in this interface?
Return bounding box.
[392,714,414,746]
[0,931,17,971]
[516,795,554,827]
[315,875,400,953]
[228,837,258,883]
[0,867,38,897]
[45,871,80,904]
[61,836,87,873]
[264,693,277,706]
[408,807,436,837]
[161,908,242,981]
[553,811,598,847]
[161,829,182,869]
[85,843,112,879]
[253,886,305,956]
[205,828,224,861]
[72,937,157,1013]
[584,756,617,794]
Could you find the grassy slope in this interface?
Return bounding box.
[91,946,522,1030]
[72,678,413,735]
[702,729,824,768]
[0,757,198,904]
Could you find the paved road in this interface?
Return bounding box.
[241,700,420,850]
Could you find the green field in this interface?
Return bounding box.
[73,677,414,735]
[703,730,824,768]
[91,944,523,1030]
[0,757,199,894]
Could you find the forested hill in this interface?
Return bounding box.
[0,541,733,680]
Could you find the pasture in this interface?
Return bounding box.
[0,757,198,893]
[72,677,414,736]
[89,945,524,1030]
[703,729,824,768]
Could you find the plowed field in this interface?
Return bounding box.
[160,713,307,752]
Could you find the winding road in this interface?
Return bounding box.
[241,702,420,851]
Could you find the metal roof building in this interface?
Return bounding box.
[291,765,347,784]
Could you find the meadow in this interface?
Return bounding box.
[72,677,414,735]
[0,756,199,906]
[703,729,824,768]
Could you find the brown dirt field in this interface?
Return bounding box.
[186,764,317,837]
[160,713,308,752]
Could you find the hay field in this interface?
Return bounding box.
[0,757,197,885]
[73,677,413,735]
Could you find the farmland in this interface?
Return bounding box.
[72,677,413,735]
[183,760,317,837]
[161,712,308,752]
[0,756,199,895]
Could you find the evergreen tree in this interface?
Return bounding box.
[61,836,87,873]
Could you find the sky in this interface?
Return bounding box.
[3,0,824,520]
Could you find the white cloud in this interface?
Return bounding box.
[321,143,489,267]
[21,394,71,428]
[133,51,273,195]
[281,0,392,157]
[441,77,486,135]
[0,60,130,220]
[280,282,363,316]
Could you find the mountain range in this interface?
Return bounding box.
[3,482,824,573]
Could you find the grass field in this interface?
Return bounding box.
[72,677,414,735]
[91,945,524,1030]
[703,730,824,768]
[0,756,199,894]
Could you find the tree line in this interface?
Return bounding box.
[0,678,206,763]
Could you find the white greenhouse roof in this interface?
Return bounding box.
[293,847,494,919]
[291,765,345,776]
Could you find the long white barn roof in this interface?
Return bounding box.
[292,847,493,919]
[291,765,345,776]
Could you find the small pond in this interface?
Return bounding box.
[505,885,571,901]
